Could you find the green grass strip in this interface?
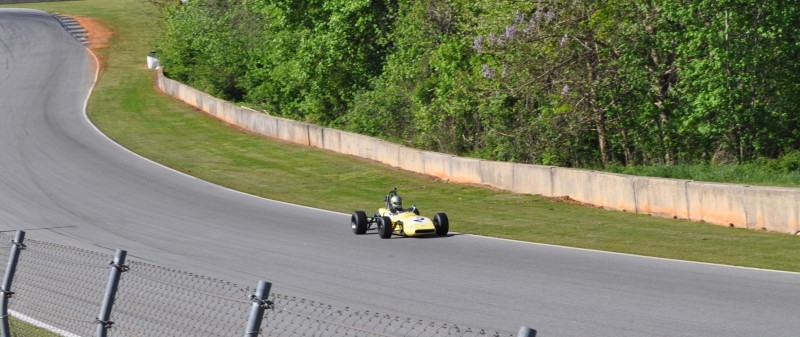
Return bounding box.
[9,315,63,337]
[3,0,799,273]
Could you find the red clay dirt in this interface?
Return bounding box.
[68,15,112,67]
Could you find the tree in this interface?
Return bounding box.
[664,0,800,162]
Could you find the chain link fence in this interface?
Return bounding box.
[0,232,522,337]
[264,293,506,337]
[8,238,108,336]
[112,261,252,337]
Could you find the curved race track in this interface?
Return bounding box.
[1,9,799,337]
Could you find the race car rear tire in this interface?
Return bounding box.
[352,211,368,234]
[378,216,393,239]
[434,213,449,236]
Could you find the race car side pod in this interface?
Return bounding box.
[518,326,537,337]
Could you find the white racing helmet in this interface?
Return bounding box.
[390,195,402,209]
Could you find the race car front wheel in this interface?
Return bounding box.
[434,213,449,236]
[378,216,393,239]
[352,211,368,234]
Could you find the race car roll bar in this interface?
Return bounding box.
[384,187,398,210]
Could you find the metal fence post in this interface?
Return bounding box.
[517,326,537,337]
[0,230,25,337]
[96,249,127,337]
[244,280,272,337]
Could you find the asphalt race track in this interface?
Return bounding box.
[1,8,799,337]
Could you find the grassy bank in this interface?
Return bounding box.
[9,317,60,337]
[605,156,800,188]
[3,0,799,272]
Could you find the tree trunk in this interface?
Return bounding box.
[596,110,610,167]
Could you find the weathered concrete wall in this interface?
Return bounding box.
[686,182,748,227]
[321,128,342,153]
[551,168,596,205]
[156,71,800,234]
[307,124,324,149]
[277,118,310,146]
[397,146,425,175]
[376,141,401,168]
[511,164,553,196]
[742,187,800,233]
[422,151,452,180]
[480,160,515,191]
[632,177,690,220]
[449,157,482,184]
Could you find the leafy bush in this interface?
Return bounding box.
[157,0,800,175]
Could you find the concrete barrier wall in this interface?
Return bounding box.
[307,125,324,148]
[585,172,637,213]
[156,71,800,234]
[321,128,342,153]
[254,111,279,138]
[276,118,310,146]
[338,131,364,157]
[551,168,596,204]
[422,151,452,180]
[742,187,800,233]
[398,146,425,175]
[550,168,639,212]
[480,160,515,191]
[375,140,401,168]
[449,157,482,184]
[632,177,690,220]
[511,164,553,196]
[686,182,748,227]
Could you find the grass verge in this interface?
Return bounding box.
[3,0,799,273]
[9,316,61,337]
[605,160,800,188]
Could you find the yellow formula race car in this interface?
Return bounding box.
[351,188,449,239]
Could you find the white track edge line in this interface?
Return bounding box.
[472,234,800,275]
[79,51,344,217]
[9,309,82,337]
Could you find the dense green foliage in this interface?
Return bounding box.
[157,0,800,168]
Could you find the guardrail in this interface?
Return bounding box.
[155,69,800,234]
